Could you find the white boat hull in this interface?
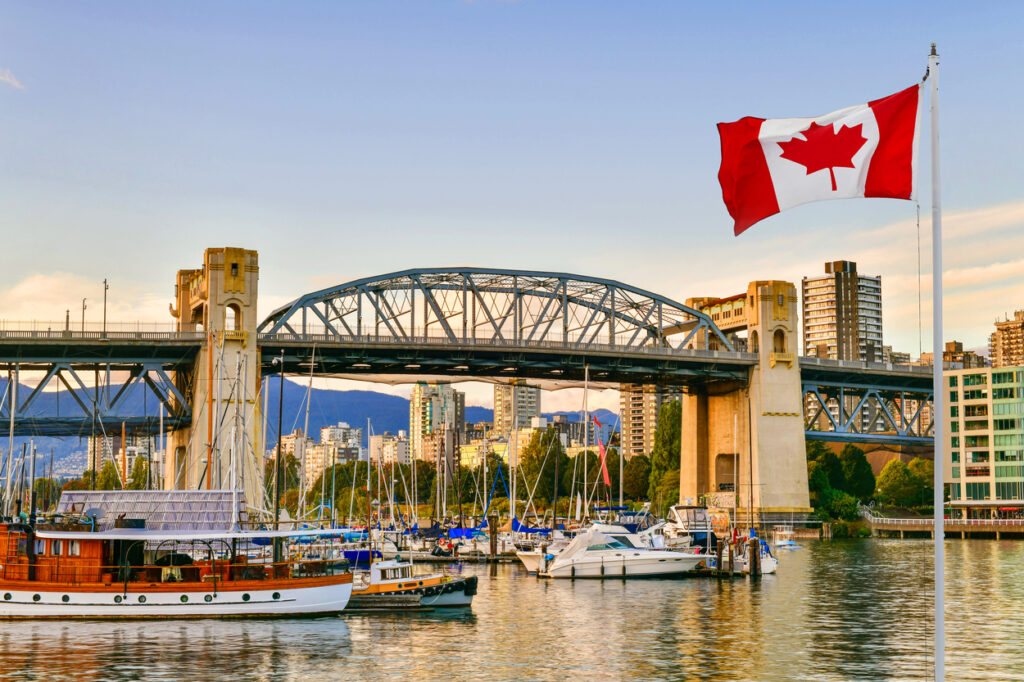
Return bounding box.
[0,581,353,618]
[545,551,703,578]
[516,550,543,573]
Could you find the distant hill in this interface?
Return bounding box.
[0,378,619,477]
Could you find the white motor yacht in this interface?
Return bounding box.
[540,528,703,578]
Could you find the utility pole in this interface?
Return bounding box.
[81,299,87,332]
[102,279,109,337]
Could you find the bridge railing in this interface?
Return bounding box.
[860,509,1022,526]
[0,329,206,342]
[256,332,759,361]
[799,355,933,376]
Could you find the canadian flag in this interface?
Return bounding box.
[717,84,922,235]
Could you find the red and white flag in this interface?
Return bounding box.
[593,416,611,487]
[717,84,921,235]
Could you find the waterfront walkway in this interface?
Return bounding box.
[861,510,1024,538]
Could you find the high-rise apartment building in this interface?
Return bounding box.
[320,422,363,459]
[802,260,883,361]
[945,365,1024,516]
[619,384,680,459]
[409,382,465,461]
[493,384,541,436]
[369,432,411,466]
[990,311,1024,368]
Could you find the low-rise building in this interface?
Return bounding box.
[945,365,1024,517]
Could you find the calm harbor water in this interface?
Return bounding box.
[0,539,1020,680]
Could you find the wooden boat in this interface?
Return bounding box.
[0,523,353,618]
[349,558,476,608]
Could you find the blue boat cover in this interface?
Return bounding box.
[511,518,551,534]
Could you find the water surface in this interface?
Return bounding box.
[0,539,1019,680]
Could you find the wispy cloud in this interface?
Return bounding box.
[0,69,24,90]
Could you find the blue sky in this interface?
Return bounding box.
[1,2,1022,408]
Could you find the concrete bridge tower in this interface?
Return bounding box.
[679,280,811,524]
[167,248,264,511]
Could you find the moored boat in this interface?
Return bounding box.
[0,523,353,618]
[349,558,477,608]
[539,528,703,578]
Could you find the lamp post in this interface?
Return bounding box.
[81,299,86,332]
[102,279,108,337]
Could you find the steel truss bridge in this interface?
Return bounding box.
[0,268,934,445]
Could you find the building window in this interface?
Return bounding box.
[949,376,958,387]
[34,540,45,554]
[951,451,960,462]
[964,374,988,386]
[231,262,239,277]
[52,540,62,556]
[949,483,961,500]
[949,391,958,404]
[996,481,1024,500]
[965,482,991,500]
[952,467,960,479]
[68,541,80,557]
[950,406,958,418]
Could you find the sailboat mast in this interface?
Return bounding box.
[583,364,589,520]
[301,346,315,519]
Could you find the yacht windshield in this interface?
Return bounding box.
[587,538,631,551]
[611,535,640,548]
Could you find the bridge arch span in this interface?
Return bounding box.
[258,267,733,352]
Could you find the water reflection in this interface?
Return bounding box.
[0,541,1020,680]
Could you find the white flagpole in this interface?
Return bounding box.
[928,42,944,681]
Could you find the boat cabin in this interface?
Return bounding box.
[370,560,414,584]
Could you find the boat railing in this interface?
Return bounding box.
[0,557,350,587]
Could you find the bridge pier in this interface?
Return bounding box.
[168,248,264,510]
[680,281,812,523]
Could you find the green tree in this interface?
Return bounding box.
[622,454,651,500]
[821,489,859,521]
[126,456,149,490]
[907,457,934,506]
[839,444,876,501]
[806,440,831,462]
[807,459,830,502]
[648,399,681,500]
[33,478,61,511]
[563,450,598,501]
[520,427,569,504]
[263,453,300,504]
[875,459,921,506]
[654,468,680,517]
[96,460,122,490]
[817,451,847,492]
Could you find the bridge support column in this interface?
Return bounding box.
[680,281,812,524]
[168,248,264,513]
[679,389,708,505]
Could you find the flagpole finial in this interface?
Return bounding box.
[930,42,937,56]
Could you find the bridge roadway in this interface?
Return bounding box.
[0,330,932,387]
[0,330,933,438]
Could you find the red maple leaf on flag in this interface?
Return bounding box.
[777,121,867,191]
